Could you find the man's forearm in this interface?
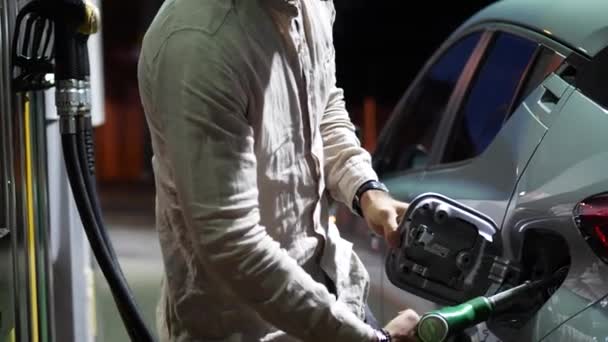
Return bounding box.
[321,86,379,212]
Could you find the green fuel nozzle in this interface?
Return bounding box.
[415,280,539,342]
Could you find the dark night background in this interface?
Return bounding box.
[96,0,497,183]
[332,1,496,104]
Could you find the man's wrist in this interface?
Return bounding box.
[373,328,392,342]
[352,180,389,217]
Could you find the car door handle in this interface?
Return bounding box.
[541,86,560,105]
[538,73,570,113]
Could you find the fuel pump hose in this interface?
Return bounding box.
[61,134,153,341]
[12,0,157,340]
[51,0,156,340]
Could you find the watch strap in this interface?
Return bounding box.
[374,328,392,342]
[352,180,389,217]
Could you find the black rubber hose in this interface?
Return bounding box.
[75,121,141,337]
[74,36,125,277]
[75,117,122,267]
[62,133,155,342]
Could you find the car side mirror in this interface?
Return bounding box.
[372,144,429,179]
[396,144,429,171]
[408,144,429,169]
[386,193,503,305]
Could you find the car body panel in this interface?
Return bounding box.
[457,0,608,57]
[541,294,608,342]
[499,89,608,340]
[524,73,574,129]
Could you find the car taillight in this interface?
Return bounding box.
[574,194,608,263]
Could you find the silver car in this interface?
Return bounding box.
[336,0,608,340]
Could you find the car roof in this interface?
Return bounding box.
[456,0,608,57]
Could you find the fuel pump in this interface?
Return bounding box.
[12,0,155,340]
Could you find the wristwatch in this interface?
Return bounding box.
[352,180,389,218]
[373,328,392,342]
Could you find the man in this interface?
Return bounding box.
[137,0,420,341]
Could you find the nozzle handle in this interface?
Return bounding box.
[416,297,493,342]
[52,0,99,80]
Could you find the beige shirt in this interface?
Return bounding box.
[137,0,379,341]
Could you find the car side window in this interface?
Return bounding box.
[514,47,565,107]
[442,32,538,164]
[374,32,482,176]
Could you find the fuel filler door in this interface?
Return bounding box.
[386,193,513,305]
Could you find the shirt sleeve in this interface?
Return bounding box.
[321,86,380,212]
[151,29,377,342]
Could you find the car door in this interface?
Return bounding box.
[336,29,487,323]
[373,26,575,322]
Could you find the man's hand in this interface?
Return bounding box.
[360,190,409,248]
[383,309,420,342]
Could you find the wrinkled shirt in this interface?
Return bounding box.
[137,0,379,341]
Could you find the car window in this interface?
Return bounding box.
[515,47,565,107]
[442,32,538,164]
[374,32,482,176]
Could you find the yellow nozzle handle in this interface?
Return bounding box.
[78,0,100,35]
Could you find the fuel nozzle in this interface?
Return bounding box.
[415,270,567,342]
[53,0,100,134]
[12,0,100,129]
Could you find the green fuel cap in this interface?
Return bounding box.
[417,314,449,342]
